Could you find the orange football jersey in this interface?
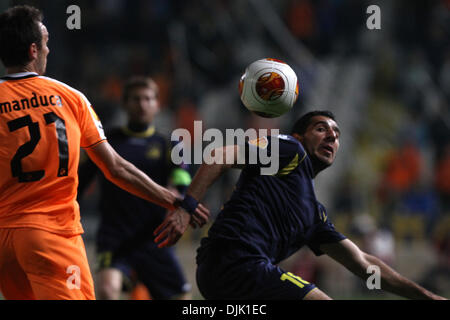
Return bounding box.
[0,72,106,235]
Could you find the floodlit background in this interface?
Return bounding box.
[1,0,449,299]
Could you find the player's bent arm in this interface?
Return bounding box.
[187,145,241,201]
[320,239,446,300]
[171,145,237,228]
[153,145,240,247]
[84,141,179,211]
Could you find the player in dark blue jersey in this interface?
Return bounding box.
[78,77,196,300]
[154,110,445,300]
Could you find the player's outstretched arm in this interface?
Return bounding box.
[320,239,447,300]
[154,145,241,247]
[84,141,179,211]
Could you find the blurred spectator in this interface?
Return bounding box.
[376,139,426,239]
[434,144,450,212]
[351,213,396,266]
[399,182,440,236]
[286,0,316,46]
[378,140,423,201]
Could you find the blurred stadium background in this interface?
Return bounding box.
[1,0,449,299]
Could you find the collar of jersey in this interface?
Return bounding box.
[121,124,155,138]
[1,72,39,80]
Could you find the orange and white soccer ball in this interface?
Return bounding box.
[239,58,299,118]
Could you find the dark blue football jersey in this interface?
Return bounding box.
[199,134,345,265]
[78,125,190,251]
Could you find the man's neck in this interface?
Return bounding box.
[310,158,329,178]
[127,121,152,133]
[6,64,38,75]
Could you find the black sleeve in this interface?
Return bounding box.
[307,220,347,256]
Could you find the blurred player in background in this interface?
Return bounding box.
[78,77,192,300]
[0,5,208,300]
[155,110,446,300]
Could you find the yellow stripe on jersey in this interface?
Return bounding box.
[121,125,155,138]
[280,272,310,288]
[275,152,306,177]
[321,209,328,222]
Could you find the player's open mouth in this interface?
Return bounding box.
[320,145,334,156]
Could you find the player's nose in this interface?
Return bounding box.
[325,129,338,141]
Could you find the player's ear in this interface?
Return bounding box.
[28,43,39,61]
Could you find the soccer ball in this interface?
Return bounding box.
[239,58,299,118]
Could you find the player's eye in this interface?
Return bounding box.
[333,128,340,138]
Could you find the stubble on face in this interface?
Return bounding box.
[125,87,159,126]
[298,116,340,175]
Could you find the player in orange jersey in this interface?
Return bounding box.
[0,5,209,300]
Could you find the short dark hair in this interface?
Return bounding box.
[122,76,159,102]
[0,5,43,68]
[291,110,336,135]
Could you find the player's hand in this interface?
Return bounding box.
[189,203,210,228]
[153,208,191,248]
